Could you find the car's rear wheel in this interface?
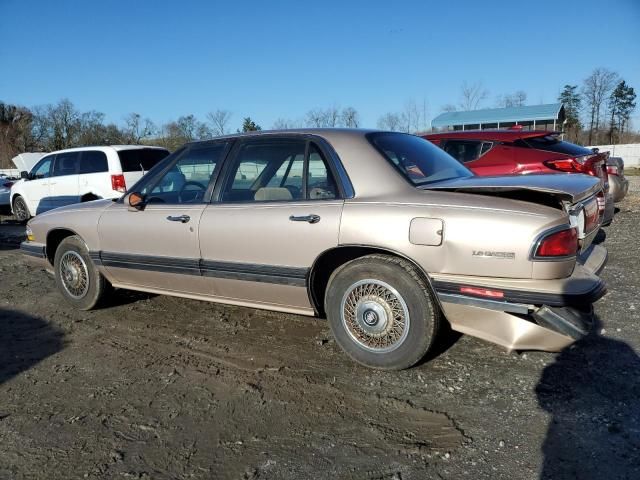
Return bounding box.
[325,254,441,370]
[54,235,111,310]
[12,196,30,223]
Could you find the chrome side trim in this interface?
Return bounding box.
[438,293,531,315]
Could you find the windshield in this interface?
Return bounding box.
[367,132,473,186]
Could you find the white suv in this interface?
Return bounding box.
[10,145,169,222]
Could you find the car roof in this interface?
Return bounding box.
[185,128,381,146]
[44,145,168,155]
[423,129,559,142]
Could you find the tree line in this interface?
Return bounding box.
[434,68,636,145]
[0,67,636,168]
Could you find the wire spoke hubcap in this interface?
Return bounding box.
[60,251,89,299]
[341,279,410,353]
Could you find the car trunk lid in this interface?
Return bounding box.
[421,174,602,251]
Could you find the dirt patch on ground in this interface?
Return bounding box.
[1,181,639,479]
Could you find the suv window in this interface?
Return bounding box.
[141,143,229,204]
[80,151,108,174]
[443,140,493,163]
[221,140,338,202]
[518,135,592,156]
[52,152,80,177]
[31,156,54,179]
[118,148,170,172]
[368,132,472,186]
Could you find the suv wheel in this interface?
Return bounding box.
[325,254,441,370]
[54,235,111,310]
[12,196,30,223]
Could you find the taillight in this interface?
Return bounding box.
[111,174,126,193]
[534,228,578,258]
[606,165,619,176]
[544,155,604,179]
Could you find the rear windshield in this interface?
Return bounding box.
[519,135,593,157]
[118,148,170,172]
[367,132,473,186]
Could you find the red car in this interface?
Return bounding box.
[422,129,614,225]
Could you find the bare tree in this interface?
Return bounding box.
[441,104,457,112]
[272,117,302,129]
[341,107,360,128]
[583,68,618,144]
[377,112,402,131]
[459,81,489,111]
[306,108,327,127]
[206,109,232,136]
[496,91,527,108]
[123,113,156,144]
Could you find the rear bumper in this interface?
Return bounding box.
[608,175,629,203]
[432,243,607,352]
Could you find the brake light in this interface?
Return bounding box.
[606,165,619,176]
[544,155,605,179]
[534,228,578,258]
[111,174,126,193]
[460,286,504,299]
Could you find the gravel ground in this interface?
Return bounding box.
[1,180,639,480]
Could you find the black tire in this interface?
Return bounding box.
[54,235,112,310]
[325,254,441,370]
[12,196,30,223]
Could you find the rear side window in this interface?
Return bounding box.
[118,148,170,172]
[80,151,108,173]
[518,135,592,156]
[52,152,80,177]
[443,140,493,163]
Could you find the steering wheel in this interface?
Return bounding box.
[178,180,207,203]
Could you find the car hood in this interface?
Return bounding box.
[36,199,115,218]
[420,173,601,204]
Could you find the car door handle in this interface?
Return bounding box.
[289,214,321,224]
[166,215,191,223]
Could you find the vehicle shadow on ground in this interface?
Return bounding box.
[536,315,640,479]
[0,308,65,386]
[106,288,157,308]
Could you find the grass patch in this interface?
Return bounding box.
[625,168,640,176]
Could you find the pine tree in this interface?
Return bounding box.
[558,85,581,142]
[241,117,262,132]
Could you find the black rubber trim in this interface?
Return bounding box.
[201,260,307,286]
[94,251,308,286]
[433,279,607,307]
[20,242,46,258]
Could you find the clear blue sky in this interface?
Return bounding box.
[1,0,639,129]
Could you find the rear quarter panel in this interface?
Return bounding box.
[339,191,572,279]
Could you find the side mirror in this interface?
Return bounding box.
[128,192,146,211]
[20,171,29,180]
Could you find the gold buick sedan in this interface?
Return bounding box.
[21,129,607,369]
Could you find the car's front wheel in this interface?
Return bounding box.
[325,254,441,370]
[54,235,111,310]
[12,196,30,223]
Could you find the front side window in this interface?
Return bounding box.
[52,152,80,177]
[368,132,473,186]
[31,156,54,179]
[221,139,338,202]
[140,142,229,204]
[80,151,108,174]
